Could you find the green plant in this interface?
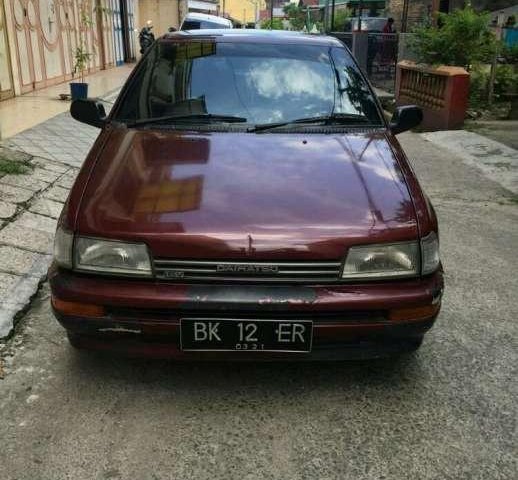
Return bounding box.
[94,6,113,16]
[260,18,284,30]
[502,43,518,64]
[74,10,94,83]
[494,64,518,96]
[73,46,92,83]
[468,64,518,109]
[312,21,324,33]
[283,3,305,31]
[409,6,498,68]
[0,156,32,175]
[332,8,352,31]
[468,66,489,108]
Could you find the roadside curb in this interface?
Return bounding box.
[0,88,122,339]
[0,147,78,339]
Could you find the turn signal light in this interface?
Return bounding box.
[51,296,105,318]
[389,304,440,322]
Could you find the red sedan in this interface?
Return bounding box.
[50,30,443,360]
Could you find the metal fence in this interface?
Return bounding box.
[332,32,399,92]
[332,32,353,49]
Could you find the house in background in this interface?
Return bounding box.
[384,0,510,32]
[319,0,386,18]
[137,1,221,36]
[259,0,294,22]
[489,3,518,47]
[0,0,138,101]
[188,0,220,15]
[385,1,462,30]
[138,0,185,35]
[222,0,265,27]
[489,3,518,24]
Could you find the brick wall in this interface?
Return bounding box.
[386,0,433,30]
[386,0,467,31]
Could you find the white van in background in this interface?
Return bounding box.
[180,13,233,30]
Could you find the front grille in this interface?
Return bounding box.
[153,259,343,283]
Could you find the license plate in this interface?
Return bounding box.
[180,318,313,353]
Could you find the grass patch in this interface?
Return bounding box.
[0,156,32,175]
[498,194,518,206]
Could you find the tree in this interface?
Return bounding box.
[333,8,352,31]
[283,3,306,31]
[260,18,284,30]
[409,6,499,69]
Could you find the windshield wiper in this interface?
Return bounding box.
[248,113,372,133]
[127,113,248,127]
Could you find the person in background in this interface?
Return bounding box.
[381,18,396,64]
[382,17,395,34]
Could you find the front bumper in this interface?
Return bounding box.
[49,267,444,360]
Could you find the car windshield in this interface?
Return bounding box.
[351,18,387,32]
[115,40,383,128]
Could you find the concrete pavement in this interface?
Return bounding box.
[0,146,79,337]
[0,83,124,338]
[465,120,518,151]
[2,88,119,165]
[421,130,518,195]
[0,131,516,480]
[0,65,133,140]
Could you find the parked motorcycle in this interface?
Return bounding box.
[139,23,155,54]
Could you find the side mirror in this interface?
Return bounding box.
[389,105,423,135]
[70,99,107,128]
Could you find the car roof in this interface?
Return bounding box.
[161,29,344,47]
[182,12,232,24]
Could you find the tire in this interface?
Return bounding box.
[400,337,424,353]
[67,332,87,350]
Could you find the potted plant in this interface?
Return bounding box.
[70,11,93,100]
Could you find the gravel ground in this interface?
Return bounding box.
[0,132,517,480]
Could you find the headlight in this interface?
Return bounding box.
[342,241,420,279]
[54,226,74,269]
[74,237,152,277]
[421,232,440,275]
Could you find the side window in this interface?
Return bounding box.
[330,47,382,124]
[114,49,155,121]
[181,21,201,30]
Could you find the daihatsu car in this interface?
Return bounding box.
[50,30,443,359]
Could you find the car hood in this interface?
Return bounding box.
[77,128,418,259]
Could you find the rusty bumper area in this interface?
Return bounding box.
[49,268,443,359]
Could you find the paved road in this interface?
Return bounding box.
[0,133,517,480]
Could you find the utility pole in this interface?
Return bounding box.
[324,0,330,32]
[431,0,440,26]
[270,0,274,29]
[401,0,409,33]
[331,0,336,32]
[357,0,363,31]
[488,12,505,105]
